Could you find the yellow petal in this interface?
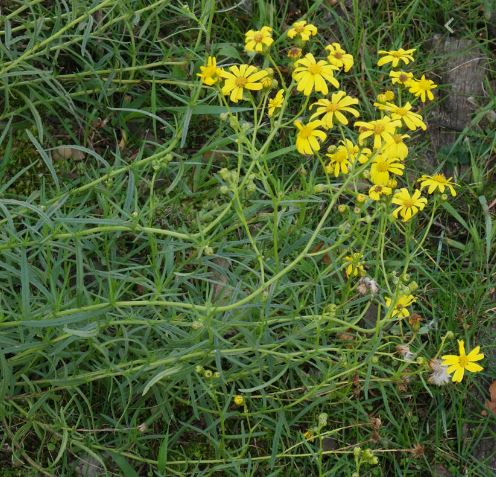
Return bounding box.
[452,367,464,383]
[465,362,483,373]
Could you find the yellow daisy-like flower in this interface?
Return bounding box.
[370,155,405,185]
[382,133,409,160]
[391,188,427,222]
[293,53,339,96]
[294,120,327,155]
[287,20,317,42]
[368,184,392,201]
[355,116,401,149]
[245,26,273,53]
[442,340,484,383]
[407,75,437,102]
[287,47,303,60]
[309,91,359,129]
[418,173,457,196]
[343,252,365,278]
[325,43,354,72]
[377,48,416,68]
[385,294,415,318]
[325,144,353,177]
[376,90,395,103]
[220,65,268,103]
[197,56,222,86]
[268,89,284,117]
[374,102,426,131]
[342,140,372,164]
[390,70,414,86]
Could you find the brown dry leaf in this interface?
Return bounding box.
[484,381,496,414]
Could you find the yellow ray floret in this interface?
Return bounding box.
[325,43,354,72]
[245,26,273,53]
[294,120,326,155]
[287,20,317,42]
[408,75,437,102]
[197,56,222,86]
[293,53,339,96]
[309,91,359,129]
[442,340,484,383]
[391,188,427,222]
[374,101,426,131]
[220,64,268,103]
[418,173,457,196]
[268,89,284,117]
[377,48,416,67]
[385,294,415,318]
[355,116,401,149]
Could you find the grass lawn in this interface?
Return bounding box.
[0,0,495,475]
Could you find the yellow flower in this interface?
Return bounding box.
[374,102,426,131]
[220,64,268,103]
[391,188,427,222]
[287,47,303,60]
[303,429,315,441]
[407,75,437,102]
[268,89,284,117]
[368,184,392,201]
[293,53,339,96]
[390,70,414,86]
[382,133,409,160]
[376,90,395,103]
[325,144,353,177]
[370,155,404,185]
[325,42,354,72]
[197,56,222,86]
[355,117,401,149]
[233,395,245,406]
[377,48,416,67]
[442,340,484,383]
[343,252,365,277]
[309,91,359,129]
[245,26,273,53]
[418,173,457,196]
[294,120,327,155]
[385,294,415,318]
[287,20,317,42]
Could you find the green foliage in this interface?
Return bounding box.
[0,1,495,476]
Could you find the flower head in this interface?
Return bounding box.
[385,294,415,318]
[370,155,405,185]
[368,184,392,201]
[268,89,284,117]
[293,53,339,96]
[390,70,414,86]
[343,252,365,278]
[408,75,437,102]
[442,340,484,383]
[197,56,222,86]
[325,43,354,72]
[294,120,327,155]
[355,117,401,149]
[287,47,303,60]
[233,395,245,406]
[309,91,359,129]
[287,20,317,42]
[377,48,416,68]
[376,90,395,103]
[245,26,273,53]
[325,144,353,177]
[382,133,409,160]
[391,188,427,222]
[418,174,457,196]
[374,102,426,131]
[220,64,268,103]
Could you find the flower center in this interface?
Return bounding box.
[308,63,322,75]
[299,126,312,139]
[334,52,343,59]
[392,51,403,57]
[432,174,447,183]
[458,356,469,367]
[326,103,339,112]
[375,161,389,172]
[402,198,416,208]
[295,24,305,33]
[393,134,403,144]
[253,32,263,43]
[399,73,408,82]
[396,108,407,116]
[419,79,431,90]
[373,186,383,193]
[235,76,248,87]
[374,124,385,134]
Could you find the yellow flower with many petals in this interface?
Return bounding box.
[343,253,366,278]
[293,53,339,96]
[390,70,414,86]
[407,75,437,102]
[385,294,415,318]
[325,144,353,177]
[355,117,401,149]
[245,26,273,53]
[287,20,317,42]
[294,120,326,155]
[368,184,392,201]
[376,90,395,103]
[382,133,409,160]
[325,43,354,72]
[391,188,427,222]
[377,48,416,67]
[197,56,222,86]
[418,174,457,196]
[374,102,426,131]
[220,65,268,103]
[309,91,359,129]
[370,155,404,185]
[442,340,484,383]
[268,89,284,117]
